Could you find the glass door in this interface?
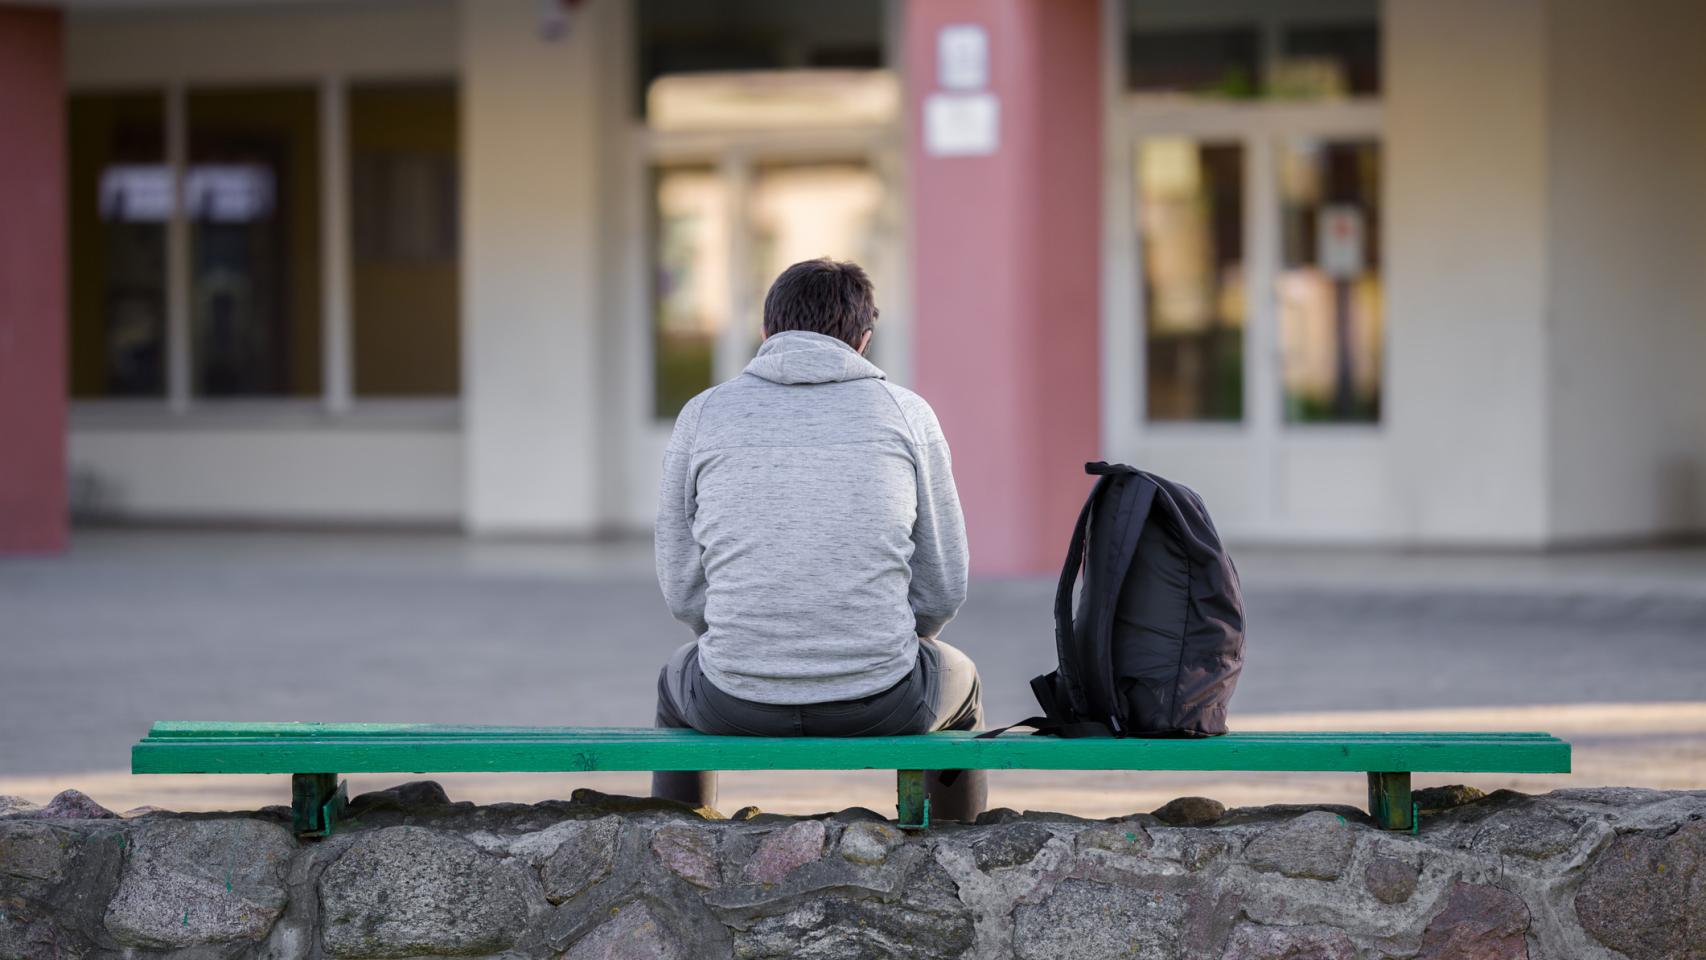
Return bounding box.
[649,153,893,420]
[1113,109,1382,535]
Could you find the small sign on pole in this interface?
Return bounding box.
[1318,204,1366,279]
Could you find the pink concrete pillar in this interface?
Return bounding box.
[906,0,1102,576]
[0,9,68,553]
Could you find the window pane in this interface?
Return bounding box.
[653,167,728,418]
[1138,139,1245,422]
[638,0,885,121]
[1278,24,1381,98]
[187,87,321,397]
[1279,139,1381,423]
[68,92,167,398]
[748,161,884,349]
[1125,0,1379,101]
[349,82,460,397]
[1127,27,1260,98]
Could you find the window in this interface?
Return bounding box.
[652,167,728,418]
[637,0,885,119]
[1138,139,1245,422]
[349,82,460,396]
[639,0,897,420]
[186,87,322,397]
[67,81,462,409]
[748,161,884,350]
[1127,27,1261,98]
[1280,24,1380,98]
[1279,139,1382,422]
[68,92,167,398]
[1126,0,1379,100]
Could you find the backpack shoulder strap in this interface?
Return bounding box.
[1078,465,1157,734]
[1049,472,1108,720]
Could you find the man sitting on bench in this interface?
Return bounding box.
[651,258,984,821]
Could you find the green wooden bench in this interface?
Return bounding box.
[131,722,1570,837]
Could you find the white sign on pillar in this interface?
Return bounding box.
[925,94,1000,157]
[927,24,999,157]
[937,24,989,90]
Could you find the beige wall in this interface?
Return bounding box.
[67,0,457,86]
[1544,0,1706,541]
[70,422,462,524]
[459,0,615,534]
[1384,0,1552,544]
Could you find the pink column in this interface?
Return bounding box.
[906,0,1102,576]
[0,9,68,553]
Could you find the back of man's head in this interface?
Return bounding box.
[762,258,878,351]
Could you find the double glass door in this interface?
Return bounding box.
[650,151,897,419]
[1109,102,1384,533]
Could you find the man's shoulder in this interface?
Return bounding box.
[875,381,946,444]
[665,384,726,451]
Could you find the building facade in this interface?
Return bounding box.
[3,0,1704,573]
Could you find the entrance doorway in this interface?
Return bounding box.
[1103,0,1387,539]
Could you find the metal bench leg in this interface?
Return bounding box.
[293,773,347,838]
[1367,772,1413,831]
[896,770,930,830]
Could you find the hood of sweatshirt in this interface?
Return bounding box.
[742,330,887,385]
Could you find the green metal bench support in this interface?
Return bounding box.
[896,770,930,830]
[1366,771,1412,831]
[291,773,347,838]
[132,723,1570,837]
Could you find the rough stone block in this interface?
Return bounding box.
[1014,878,1192,960]
[541,816,623,904]
[0,821,74,884]
[1245,811,1357,881]
[1222,922,1358,960]
[1415,785,1488,813]
[1152,796,1226,826]
[319,825,530,958]
[837,820,904,866]
[1363,856,1419,904]
[1075,820,1153,857]
[564,901,686,960]
[103,818,295,949]
[731,859,971,960]
[347,779,452,814]
[651,821,720,887]
[1418,881,1530,960]
[741,820,825,885]
[35,790,116,821]
[973,822,1055,871]
[1471,812,1579,861]
[1575,820,1706,960]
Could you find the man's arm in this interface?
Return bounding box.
[655,396,709,636]
[908,410,970,638]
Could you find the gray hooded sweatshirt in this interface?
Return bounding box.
[655,330,970,705]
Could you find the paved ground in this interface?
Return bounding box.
[2,529,1703,816]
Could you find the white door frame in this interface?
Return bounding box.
[1099,0,1384,536]
[611,124,907,529]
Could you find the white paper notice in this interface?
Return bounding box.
[1318,204,1366,279]
[937,24,989,90]
[924,93,1000,157]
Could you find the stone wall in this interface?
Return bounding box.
[2,784,1701,959]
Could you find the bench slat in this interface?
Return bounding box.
[141,721,1562,741]
[133,724,1570,775]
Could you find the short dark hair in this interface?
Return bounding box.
[762,258,878,349]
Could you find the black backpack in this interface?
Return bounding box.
[1005,462,1245,739]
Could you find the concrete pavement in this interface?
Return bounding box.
[2,529,1702,815]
